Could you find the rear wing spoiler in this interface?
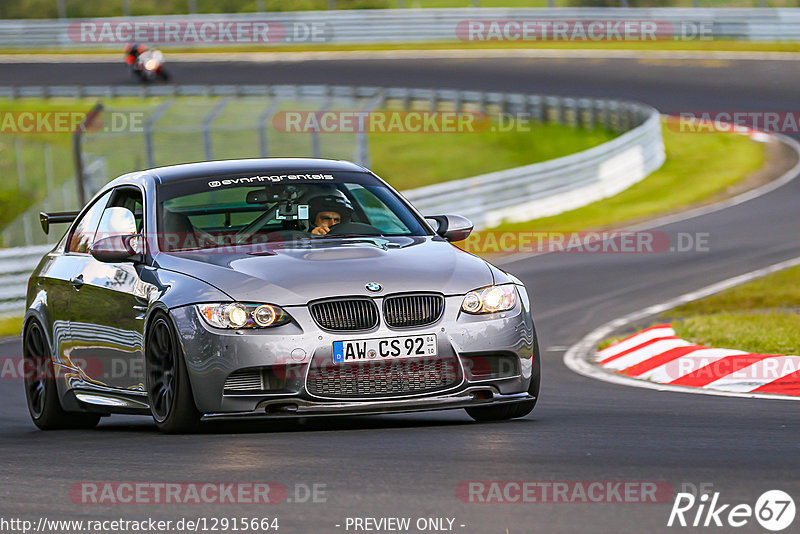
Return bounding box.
[39,211,79,235]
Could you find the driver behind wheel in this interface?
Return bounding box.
[308,193,354,235]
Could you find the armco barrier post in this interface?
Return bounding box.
[355,92,383,168]
[143,99,174,169]
[607,101,619,133]
[258,98,283,158]
[528,95,543,123]
[202,97,231,161]
[14,138,25,194]
[43,144,54,212]
[578,99,592,130]
[311,99,332,159]
[565,98,578,128]
[14,139,33,246]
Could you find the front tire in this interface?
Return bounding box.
[145,313,201,433]
[23,320,101,430]
[465,338,541,423]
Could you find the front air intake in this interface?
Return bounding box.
[309,298,379,331]
[383,293,444,328]
[223,368,263,392]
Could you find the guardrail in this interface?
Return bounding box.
[1,8,800,48]
[0,246,49,316]
[0,83,664,315]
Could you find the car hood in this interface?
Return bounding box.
[154,236,494,306]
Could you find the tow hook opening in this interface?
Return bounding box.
[264,403,299,414]
[471,390,494,401]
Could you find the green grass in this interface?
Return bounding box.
[664,265,800,355]
[0,316,22,338]
[490,120,765,232]
[598,336,626,351]
[673,313,800,355]
[672,266,800,316]
[368,121,616,189]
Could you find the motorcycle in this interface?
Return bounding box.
[132,49,169,82]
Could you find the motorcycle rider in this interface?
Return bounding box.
[124,43,146,74]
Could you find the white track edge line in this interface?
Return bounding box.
[563,255,800,402]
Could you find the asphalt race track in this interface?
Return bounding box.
[1,56,800,533]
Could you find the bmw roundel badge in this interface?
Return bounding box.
[366,282,382,293]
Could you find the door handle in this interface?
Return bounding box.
[70,274,84,290]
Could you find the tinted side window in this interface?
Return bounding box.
[67,191,113,254]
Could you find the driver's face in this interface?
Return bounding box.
[313,211,342,234]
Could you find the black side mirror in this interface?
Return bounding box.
[90,234,142,263]
[425,215,474,242]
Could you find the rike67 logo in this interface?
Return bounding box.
[668,488,795,531]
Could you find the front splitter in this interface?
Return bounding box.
[200,388,534,421]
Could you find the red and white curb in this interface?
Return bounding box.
[596,324,800,397]
[561,131,800,401]
[564,255,800,402]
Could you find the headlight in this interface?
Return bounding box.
[196,303,290,329]
[145,59,158,70]
[461,285,517,314]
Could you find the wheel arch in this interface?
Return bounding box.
[142,303,204,415]
[23,304,54,358]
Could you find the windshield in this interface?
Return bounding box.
[156,171,430,252]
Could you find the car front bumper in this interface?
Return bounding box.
[170,292,536,418]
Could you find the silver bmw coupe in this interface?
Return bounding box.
[24,158,539,432]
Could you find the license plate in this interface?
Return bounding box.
[332,334,437,364]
